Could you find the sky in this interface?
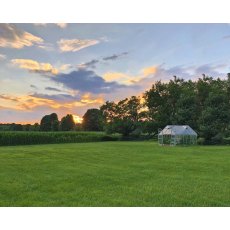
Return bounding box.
[1,23,230,124]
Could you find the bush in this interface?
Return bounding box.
[210,133,224,145]
[223,137,230,145]
[197,137,205,145]
[130,127,142,138]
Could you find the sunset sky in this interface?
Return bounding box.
[1,23,230,123]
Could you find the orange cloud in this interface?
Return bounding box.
[80,93,104,104]
[103,66,158,85]
[11,59,59,75]
[0,24,44,49]
[142,66,157,76]
[59,64,72,71]
[0,93,104,112]
[58,39,100,52]
[103,72,141,85]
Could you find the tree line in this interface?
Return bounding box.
[100,74,230,144]
[1,74,230,144]
[0,111,102,132]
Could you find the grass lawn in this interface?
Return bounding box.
[0,141,229,207]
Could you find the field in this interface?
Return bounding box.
[0,131,119,146]
[0,141,229,207]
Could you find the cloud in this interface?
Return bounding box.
[0,91,104,114]
[193,64,227,76]
[59,64,72,71]
[80,93,104,104]
[0,94,19,102]
[11,59,58,75]
[103,66,156,85]
[34,23,47,27]
[102,52,128,61]
[222,35,230,39]
[45,87,62,92]
[31,93,81,102]
[77,59,100,69]
[37,43,54,51]
[53,69,127,94]
[0,92,104,124]
[31,92,104,105]
[142,66,157,76]
[56,23,67,28]
[0,24,44,49]
[103,72,141,85]
[102,63,229,103]
[0,53,6,60]
[0,94,69,111]
[30,84,38,89]
[131,63,228,94]
[34,23,67,28]
[77,51,129,69]
[58,39,100,52]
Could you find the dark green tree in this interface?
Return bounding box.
[10,123,23,131]
[60,114,75,131]
[100,96,142,136]
[82,108,103,131]
[144,81,171,132]
[200,92,230,143]
[33,123,40,131]
[40,113,59,131]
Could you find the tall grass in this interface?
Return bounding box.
[0,131,120,146]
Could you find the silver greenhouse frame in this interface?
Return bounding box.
[158,125,197,146]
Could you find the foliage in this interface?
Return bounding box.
[40,113,59,131]
[101,96,143,136]
[82,108,104,131]
[144,74,230,143]
[99,74,230,143]
[197,137,205,145]
[0,123,40,131]
[60,114,75,131]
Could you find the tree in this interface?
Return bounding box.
[10,123,23,131]
[100,96,142,136]
[144,81,171,132]
[200,92,230,143]
[23,124,31,131]
[60,114,75,131]
[40,113,59,131]
[82,109,103,131]
[100,101,117,123]
[50,113,59,131]
[33,123,40,131]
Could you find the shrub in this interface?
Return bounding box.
[223,137,230,145]
[210,133,224,145]
[197,137,205,145]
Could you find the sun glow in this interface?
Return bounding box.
[73,115,83,124]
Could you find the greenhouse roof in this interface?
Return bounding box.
[159,125,197,136]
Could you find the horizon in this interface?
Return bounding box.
[1,23,230,124]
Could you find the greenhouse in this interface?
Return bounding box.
[158,125,197,146]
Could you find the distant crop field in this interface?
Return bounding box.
[0,141,229,207]
[0,131,119,146]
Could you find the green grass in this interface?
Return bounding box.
[0,141,229,207]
